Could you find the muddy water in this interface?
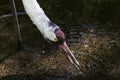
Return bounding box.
[0,0,120,80]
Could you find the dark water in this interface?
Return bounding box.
[0,0,120,80]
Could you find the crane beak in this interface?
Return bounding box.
[58,42,80,69]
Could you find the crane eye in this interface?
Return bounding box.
[54,38,58,42]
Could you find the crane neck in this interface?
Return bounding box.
[22,0,44,14]
[22,0,50,33]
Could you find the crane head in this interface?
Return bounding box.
[44,21,80,69]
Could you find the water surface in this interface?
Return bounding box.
[0,0,120,80]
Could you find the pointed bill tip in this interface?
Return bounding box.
[58,42,80,69]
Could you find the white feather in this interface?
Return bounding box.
[22,0,59,41]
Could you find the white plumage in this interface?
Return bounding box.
[22,0,59,42]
